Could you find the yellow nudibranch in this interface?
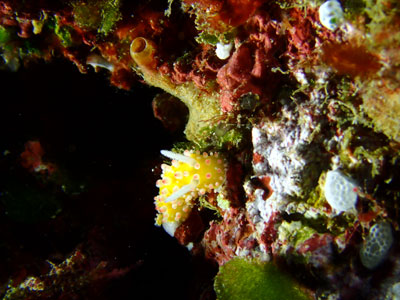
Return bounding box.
[154,149,227,226]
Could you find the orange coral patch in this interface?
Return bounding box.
[321,42,382,78]
[220,0,265,26]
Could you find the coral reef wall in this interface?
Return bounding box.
[2,0,400,299]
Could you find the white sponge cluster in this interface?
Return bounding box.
[318,0,344,31]
[324,170,358,215]
[360,222,393,269]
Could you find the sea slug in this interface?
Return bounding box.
[154,149,227,230]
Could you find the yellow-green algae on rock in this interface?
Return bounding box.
[130,37,221,143]
[362,81,400,143]
[214,258,311,300]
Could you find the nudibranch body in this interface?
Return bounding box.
[155,150,227,227]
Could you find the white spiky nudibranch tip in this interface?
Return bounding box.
[160,149,197,167]
[164,181,198,203]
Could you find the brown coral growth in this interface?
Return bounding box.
[321,42,382,78]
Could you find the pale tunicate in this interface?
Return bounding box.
[324,170,358,215]
[360,222,393,269]
[318,0,344,31]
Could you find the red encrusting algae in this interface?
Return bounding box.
[20,141,55,175]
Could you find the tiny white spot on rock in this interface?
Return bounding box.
[216,42,233,60]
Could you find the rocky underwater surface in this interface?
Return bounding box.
[1,0,400,299]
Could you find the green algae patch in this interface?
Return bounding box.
[0,25,12,44]
[214,258,311,300]
[72,0,122,36]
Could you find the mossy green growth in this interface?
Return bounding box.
[306,178,325,208]
[275,0,321,10]
[196,32,219,45]
[196,30,235,45]
[46,16,73,47]
[361,80,400,143]
[214,258,311,300]
[343,0,366,21]
[198,195,221,217]
[99,0,122,35]
[216,193,230,210]
[197,123,246,151]
[364,0,400,28]
[0,26,13,44]
[278,221,317,251]
[72,0,122,35]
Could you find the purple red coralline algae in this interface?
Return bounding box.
[182,0,265,29]
[216,41,278,112]
[167,45,224,89]
[20,140,55,175]
[202,207,264,265]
